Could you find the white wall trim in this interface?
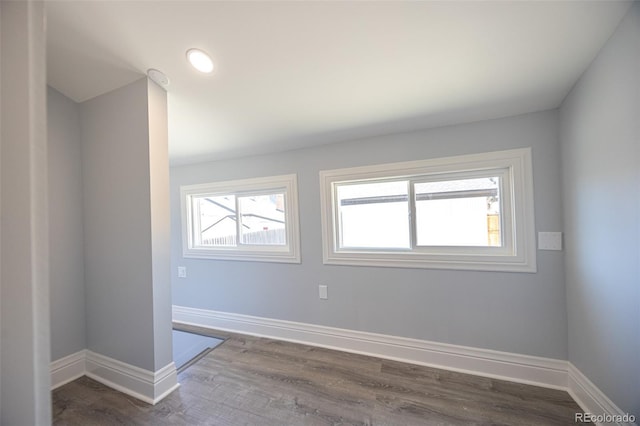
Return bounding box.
[50,351,179,405]
[172,305,566,390]
[52,314,635,424]
[567,363,637,426]
[51,350,87,390]
[85,351,179,405]
[152,360,181,403]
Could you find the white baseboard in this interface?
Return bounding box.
[52,308,634,425]
[172,305,568,390]
[86,351,179,405]
[50,350,179,405]
[51,350,87,390]
[568,363,637,426]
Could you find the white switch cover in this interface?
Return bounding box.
[319,285,328,300]
[538,232,563,251]
[177,266,187,278]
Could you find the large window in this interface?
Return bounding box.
[181,174,300,263]
[319,148,536,272]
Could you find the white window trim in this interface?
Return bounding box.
[181,174,301,263]
[319,148,537,273]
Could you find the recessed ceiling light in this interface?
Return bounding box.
[186,48,214,73]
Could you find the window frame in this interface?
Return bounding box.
[181,174,301,263]
[319,148,536,272]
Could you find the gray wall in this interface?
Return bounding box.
[48,87,86,361]
[1,1,52,424]
[171,109,567,359]
[560,2,639,418]
[81,78,172,371]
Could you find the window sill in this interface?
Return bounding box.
[184,248,301,264]
[323,251,536,273]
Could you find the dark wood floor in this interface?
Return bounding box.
[53,324,585,425]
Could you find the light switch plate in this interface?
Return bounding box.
[319,285,328,300]
[177,266,187,278]
[538,232,563,250]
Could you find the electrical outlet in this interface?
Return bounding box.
[177,266,187,278]
[319,284,328,300]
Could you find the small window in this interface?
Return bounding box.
[320,148,536,272]
[181,174,300,263]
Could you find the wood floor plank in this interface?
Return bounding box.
[52,326,586,425]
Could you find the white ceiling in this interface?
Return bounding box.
[46,1,631,165]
